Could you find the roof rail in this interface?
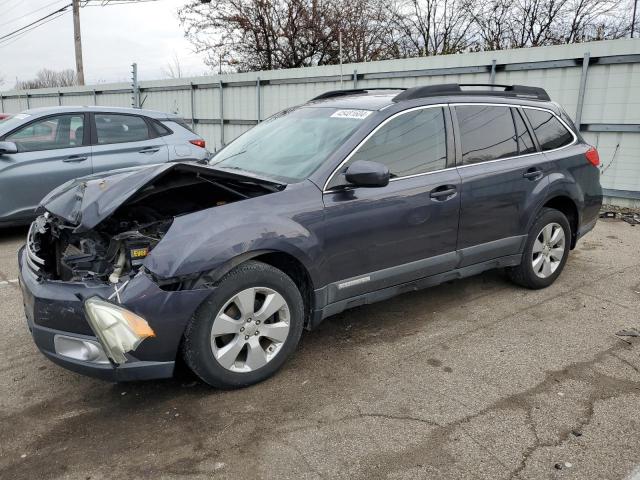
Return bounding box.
[393,83,551,102]
[311,87,406,101]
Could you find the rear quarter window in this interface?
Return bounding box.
[152,120,172,136]
[523,109,574,151]
[171,118,196,134]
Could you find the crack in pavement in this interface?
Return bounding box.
[341,337,640,480]
[504,341,640,479]
[272,262,640,479]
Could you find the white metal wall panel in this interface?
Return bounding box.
[583,63,640,124]
[26,96,57,109]
[97,92,132,108]
[61,94,93,107]
[1,38,639,203]
[143,89,191,117]
[584,132,640,192]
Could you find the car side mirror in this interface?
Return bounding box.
[344,160,390,188]
[0,141,18,155]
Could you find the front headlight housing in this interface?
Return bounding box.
[84,297,155,365]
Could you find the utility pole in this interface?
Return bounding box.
[632,0,638,38]
[72,0,85,85]
[339,31,343,89]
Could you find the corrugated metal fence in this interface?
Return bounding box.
[2,38,639,205]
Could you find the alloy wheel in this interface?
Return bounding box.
[531,222,566,279]
[210,287,291,372]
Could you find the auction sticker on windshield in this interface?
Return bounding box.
[330,109,372,119]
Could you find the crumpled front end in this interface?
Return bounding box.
[19,245,211,381]
[19,162,283,381]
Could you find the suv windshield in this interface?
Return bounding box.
[210,107,369,182]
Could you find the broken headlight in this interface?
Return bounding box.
[84,297,155,364]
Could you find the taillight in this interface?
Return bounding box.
[585,146,600,167]
[190,139,206,149]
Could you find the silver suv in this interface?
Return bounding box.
[0,106,209,226]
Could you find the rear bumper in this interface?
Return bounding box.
[18,246,211,382]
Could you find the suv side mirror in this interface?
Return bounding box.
[344,160,390,188]
[0,141,18,155]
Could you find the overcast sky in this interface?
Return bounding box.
[0,0,210,90]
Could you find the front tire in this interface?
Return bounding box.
[507,208,571,289]
[182,261,304,388]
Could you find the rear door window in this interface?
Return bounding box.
[512,109,536,155]
[455,105,519,165]
[95,114,150,144]
[523,109,574,151]
[348,107,447,178]
[6,114,85,152]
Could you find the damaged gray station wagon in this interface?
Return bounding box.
[19,84,602,388]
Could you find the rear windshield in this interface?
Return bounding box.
[210,107,369,182]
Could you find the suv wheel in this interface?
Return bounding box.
[182,261,304,388]
[507,208,571,289]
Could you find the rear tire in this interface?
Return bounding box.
[182,261,304,389]
[507,208,571,289]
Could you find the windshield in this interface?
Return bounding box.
[0,112,31,131]
[210,107,370,182]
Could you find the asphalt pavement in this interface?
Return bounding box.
[1,219,640,480]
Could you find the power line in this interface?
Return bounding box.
[0,9,70,48]
[82,0,165,5]
[0,0,32,19]
[0,3,72,43]
[0,0,69,30]
[0,0,164,45]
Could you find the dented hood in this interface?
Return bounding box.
[40,162,282,232]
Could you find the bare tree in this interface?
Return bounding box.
[335,0,403,62]
[560,0,629,43]
[16,69,77,90]
[179,0,401,71]
[393,0,475,55]
[163,53,185,79]
[466,0,513,50]
[178,0,633,72]
[468,0,630,49]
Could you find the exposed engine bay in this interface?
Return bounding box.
[27,166,281,283]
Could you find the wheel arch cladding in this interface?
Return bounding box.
[194,249,316,326]
[248,251,315,327]
[541,196,579,248]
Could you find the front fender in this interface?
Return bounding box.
[144,183,324,285]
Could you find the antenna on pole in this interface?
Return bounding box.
[131,62,140,108]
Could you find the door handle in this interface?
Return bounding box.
[523,168,543,180]
[430,185,457,200]
[139,147,160,154]
[63,155,88,163]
